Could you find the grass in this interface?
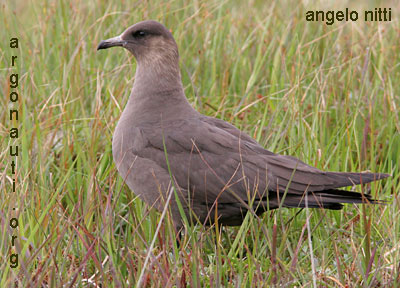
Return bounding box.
[1,0,399,286]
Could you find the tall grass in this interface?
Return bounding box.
[1,0,399,286]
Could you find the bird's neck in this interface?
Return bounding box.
[122,61,196,125]
[133,60,183,95]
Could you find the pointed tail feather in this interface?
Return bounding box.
[281,189,385,210]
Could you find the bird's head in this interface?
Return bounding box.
[97,20,179,65]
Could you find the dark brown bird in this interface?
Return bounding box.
[97,20,389,230]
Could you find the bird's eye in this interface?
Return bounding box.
[133,31,146,38]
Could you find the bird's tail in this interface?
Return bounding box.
[279,171,389,210]
[281,189,384,210]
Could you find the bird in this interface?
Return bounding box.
[97,20,389,231]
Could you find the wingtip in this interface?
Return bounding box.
[376,173,391,180]
[357,171,391,182]
[328,171,390,187]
